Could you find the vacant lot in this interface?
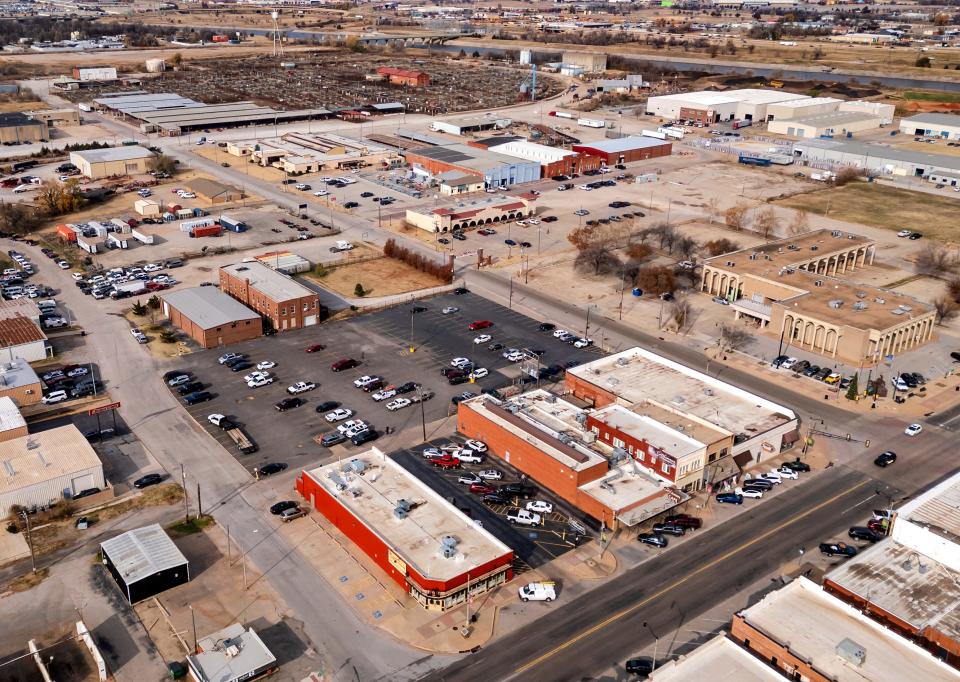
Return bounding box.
[776,182,960,242]
[309,256,447,298]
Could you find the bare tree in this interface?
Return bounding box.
[703,238,740,257]
[788,210,810,236]
[675,236,698,260]
[648,222,677,252]
[705,197,721,224]
[724,203,751,231]
[934,296,959,325]
[575,245,621,276]
[719,323,754,352]
[948,276,960,304]
[670,297,692,332]
[916,244,959,277]
[754,207,780,240]
[832,166,862,187]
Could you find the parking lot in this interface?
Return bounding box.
[166,291,604,476]
[391,438,592,571]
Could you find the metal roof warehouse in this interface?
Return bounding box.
[100,524,190,603]
[162,286,260,330]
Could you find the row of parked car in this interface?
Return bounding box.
[714,459,811,505]
[772,355,848,387]
[40,364,102,404]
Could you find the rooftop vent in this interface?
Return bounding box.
[899,304,912,312]
[814,280,823,287]
[236,266,249,272]
[749,253,758,260]
[856,291,866,299]
[611,447,630,464]
[574,412,587,425]
[615,357,629,367]
[441,535,459,558]
[725,261,735,267]
[810,245,818,251]
[874,297,886,304]
[347,459,367,475]
[829,299,844,309]
[394,499,412,520]
[703,388,714,396]
[831,231,842,237]
[835,638,866,667]
[852,301,868,311]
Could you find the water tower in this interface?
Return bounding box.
[272,11,284,58]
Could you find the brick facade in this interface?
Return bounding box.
[219,269,321,333]
[585,414,679,482]
[571,140,672,165]
[0,381,42,407]
[730,614,832,681]
[565,372,619,408]
[164,301,261,349]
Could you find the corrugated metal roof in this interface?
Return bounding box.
[0,315,46,346]
[574,136,670,154]
[901,113,960,128]
[0,298,40,322]
[72,146,155,163]
[795,139,960,172]
[0,396,25,433]
[0,425,101,496]
[100,524,188,585]
[162,286,259,330]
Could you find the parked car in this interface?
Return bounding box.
[320,431,347,447]
[325,408,353,422]
[507,509,542,526]
[651,522,686,537]
[287,381,316,394]
[819,542,857,557]
[625,659,654,676]
[184,391,213,405]
[874,451,897,467]
[716,493,744,505]
[257,463,288,477]
[280,507,308,522]
[468,320,493,330]
[663,514,702,530]
[782,460,811,473]
[351,429,379,446]
[848,526,883,543]
[501,483,538,499]
[41,390,68,404]
[315,401,340,412]
[518,581,556,602]
[477,469,502,481]
[637,533,668,548]
[331,358,359,372]
[525,500,553,514]
[133,473,163,489]
[904,423,923,436]
[275,397,304,412]
[270,500,298,515]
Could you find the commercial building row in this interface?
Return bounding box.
[793,138,960,180]
[701,229,936,364]
[405,193,536,233]
[227,132,401,174]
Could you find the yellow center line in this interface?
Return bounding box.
[513,478,871,675]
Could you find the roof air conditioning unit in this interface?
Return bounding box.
[814,280,822,287]
[835,638,866,667]
[829,299,844,309]
[441,535,459,558]
[856,291,866,298]
[852,302,867,311]
[874,297,885,304]
[582,431,596,444]
[394,499,412,519]
[348,459,367,474]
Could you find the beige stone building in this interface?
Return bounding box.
[701,230,936,365]
[70,146,155,179]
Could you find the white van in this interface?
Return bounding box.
[335,240,354,252]
[37,299,57,312]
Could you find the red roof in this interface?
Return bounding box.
[433,200,527,220]
[0,315,45,346]
[376,67,427,79]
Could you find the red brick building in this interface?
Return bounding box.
[296,450,513,612]
[162,286,262,349]
[376,67,430,87]
[468,137,603,178]
[219,261,321,333]
[572,136,672,165]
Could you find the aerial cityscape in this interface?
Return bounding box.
[0,1,959,680]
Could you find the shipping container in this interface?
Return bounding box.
[110,218,131,233]
[180,217,216,232]
[550,111,574,119]
[658,126,685,140]
[218,215,247,232]
[641,129,667,140]
[190,225,222,238]
[577,118,605,129]
[131,228,156,245]
[56,224,78,242]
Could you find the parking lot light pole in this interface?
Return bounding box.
[416,386,427,442]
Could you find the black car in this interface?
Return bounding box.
[395,382,419,394]
[651,523,685,537]
[453,287,469,295]
[177,381,204,395]
[72,487,100,500]
[224,356,247,367]
[801,363,818,377]
[500,483,538,498]
[451,391,477,404]
[410,306,428,314]
[441,367,465,377]
[782,459,811,473]
[819,542,857,557]
[258,463,288,477]
[452,233,467,241]
[538,322,556,332]
[352,429,379,446]
[321,431,347,447]
[133,473,163,489]
[270,500,298,515]
[814,367,832,380]
[184,391,213,405]
[625,658,654,676]
[488,342,504,352]
[741,478,773,490]
[483,493,509,506]
[230,361,253,372]
[909,232,922,240]
[874,451,897,467]
[83,427,116,441]
[848,526,883,543]
[910,372,927,385]
[899,373,917,388]
[952,351,960,363]
[448,374,470,386]
[637,533,668,548]
[361,192,374,198]
[275,397,304,412]
[664,514,702,530]
[343,201,359,209]
[315,400,341,413]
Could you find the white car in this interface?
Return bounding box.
[423,447,443,458]
[143,263,161,272]
[478,469,501,480]
[776,466,799,480]
[372,388,396,402]
[451,357,471,368]
[526,500,554,514]
[247,376,274,388]
[465,439,487,452]
[527,218,540,225]
[326,409,354,423]
[518,581,556,602]
[552,329,569,339]
[343,423,368,438]
[287,381,316,394]
[456,449,483,464]
[42,390,68,404]
[469,368,488,379]
[442,306,459,315]
[353,375,376,388]
[256,361,276,370]
[574,338,593,348]
[506,351,525,362]
[56,260,70,270]
[131,329,148,344]
[473,334,492,345]
[168,375,191,387]
[71,272,84,281]
[735,487,763,499]
[780,357,798,370]
[760,470,782,484]
[458,472,482,485]
[386,398,411,411]
[897,229,912,238]
[244,371,269,383]
[207,413,228,427]
[507,509,541,526]
[218,352,242,364]
[905,423,923,437]
[313,190,329,197]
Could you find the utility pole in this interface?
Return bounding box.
[508,275,514,309]
[196,482,202,518]
[619,270,627,321]
[21,511,36,573]
[585,305,591,338]
[417,386,427,442]
[190,605,198,654]
[180,464,188,521]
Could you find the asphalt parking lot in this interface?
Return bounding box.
[391,438,591,571]
[165,291,603,476]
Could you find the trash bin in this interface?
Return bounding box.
[632,288,643,297]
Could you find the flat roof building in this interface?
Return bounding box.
[0,112,47,144]
[649,634,785,681]
[646,89,803,123]
[187,623,277,682]
[296,449,514,611]
[406,143,540,187]
[220,261,321,333]
[162,286,262,349]
[0,315,48,362]
[430,115,512,136]
[572,136,672,165]
[768,111,883,139]
[900,113,960,140]
[100,524,189,604]
[70,145,155,179]
[0,424,105,512]
[701,229,936,364]
[0,396,27,443]
[793,138,960,178]
[405,194,535,233]
[0,357,42,407]
[480,138,600,177]
[731,576,960,682]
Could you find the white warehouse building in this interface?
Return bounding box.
[485,139,577,165]
[646,89,806,124]
[765,97,843,121]
[0,425,105,511]
[900,113,960,140]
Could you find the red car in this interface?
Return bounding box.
[468,320,493,331]
[331,358,358,371]
[431,455,461,469]
[867,518,886,533]
[305,344,325,353]
[469,482,497,495]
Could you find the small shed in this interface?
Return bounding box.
[134,199,160,217]
[100,524,189,603]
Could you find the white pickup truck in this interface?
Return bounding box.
[518,581,556,602]
[331,240,354,253]
[287,381,316,395]
[507,509,541,527]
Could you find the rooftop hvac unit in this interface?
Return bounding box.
[856,291,866,298]
[899,304,912,312]
[829,300,844,309]
[749,253,758,260]
[611,447,630,464]
[394,499,412,519]
[814,280,823,287]
[582,431,596,444]
[574,412,587,425]
[874,297,886,304]
[441,535,459,558]
[835,638,866,667]
[347,459,367,475]
[810,245,819,251]
[616,357,629,366]
[225,644,241,657]
[725,260,735,266]
[546,394,557,403]
[852,302,868,311]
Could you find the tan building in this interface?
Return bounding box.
[0,396,28,443]
[25,108,81,127]
[562,50,607,72]
[186,178,244,204]
[162,286,262,349]
[0,112,46,144]
[70,146,155,179]
[219,261,321,333]
[405,194,536,233]
[767,111,882,139]
[701,230,936,365]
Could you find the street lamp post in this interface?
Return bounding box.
[642,621,659,671]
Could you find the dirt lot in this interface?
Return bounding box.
[308,255,447,298]
[775,182,960,242]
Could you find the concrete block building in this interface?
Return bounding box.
[0,112,47,144]
[219,261,320,332]
[162,286,262,349]
[900,113,960,139]
[473,137,602,178]
[700,230,936,364]
[572,137,672,165]
[70,146,155,179]
[767,111,883,139]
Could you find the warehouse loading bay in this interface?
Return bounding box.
[63,54,561,115]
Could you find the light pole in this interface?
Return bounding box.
[642,621,659,671]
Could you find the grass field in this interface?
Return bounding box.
[903,91,960,103]
[775,182,960,242]
[306,256,447,298]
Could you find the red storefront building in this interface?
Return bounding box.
[296,449,513,612]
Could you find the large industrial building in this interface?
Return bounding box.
[793,139,960,178]
[701,230,936,364]
[430,115,512,136]
[825,470,960,667]
[457,389,690,529]
[0,424,105,512]
[562,50,607,72]
[0,112,47,144]
[405,193,535,233]
[70,146,155,179]
[470,137,602,177]
[405,143,541,187]
[767,111,883,139]
[572,136,672,165]
[899,112,960,139]
[228,132,400,174]
[219,261,321,332]
[296,450,514,612]
[100,524,190,604]
[162,286,262,349]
